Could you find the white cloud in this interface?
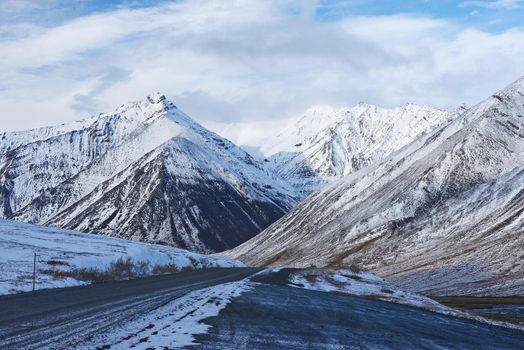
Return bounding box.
[71,67,132,115]
[0,0,523,131]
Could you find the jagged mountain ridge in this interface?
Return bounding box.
[225,77,524,296]
[260,104,453,197]
[0,93,297,253]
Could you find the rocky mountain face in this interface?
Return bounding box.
[0,93,297,253]
[225,77,524,296]
[260,104,453,198]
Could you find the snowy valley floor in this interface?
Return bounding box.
[1,268,523,349]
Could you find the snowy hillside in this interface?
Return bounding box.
[0,219,243,295]
[226,76,524,296]
[0,93,297,253]
[263,104,453,197]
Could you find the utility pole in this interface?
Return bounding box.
[32,252,37,292]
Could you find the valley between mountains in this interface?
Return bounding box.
[2,77,524,298]
[1,75,524,349]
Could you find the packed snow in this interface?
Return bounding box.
[0,219,243,295]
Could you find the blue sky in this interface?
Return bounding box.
[1,0,523,131]
[317,0,524,32]
[2,0,524,31]
[8,0,522,31]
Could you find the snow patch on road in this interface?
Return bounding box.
[253,267,282,276]
[75,279,253,349]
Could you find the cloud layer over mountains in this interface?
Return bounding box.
[1,0,524,133]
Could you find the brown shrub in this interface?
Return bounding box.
[151,264,180,275]
[43,260,69,267]
[40,257,196,283]
[306,274,318,284]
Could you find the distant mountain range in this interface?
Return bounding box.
[225,76,524,296]
[259,103,452,197]
[1,92,451,253]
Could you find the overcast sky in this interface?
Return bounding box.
[1,0,524,131]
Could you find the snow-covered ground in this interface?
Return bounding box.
[0,219,243,295]
[289,269,448,312]
[288,269,524,330]
[74,279,253,349]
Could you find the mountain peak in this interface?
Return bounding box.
[146,92,167,104]
[354,101,377,109]
[110,92,179,124]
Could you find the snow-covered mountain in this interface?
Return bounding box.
[0,93,297,253]
[226,77,524,296]
[257,104,453,197]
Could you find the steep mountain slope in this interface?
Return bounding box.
[226,77,524,296]
[261,104,453,197]
[0,93,297,253]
